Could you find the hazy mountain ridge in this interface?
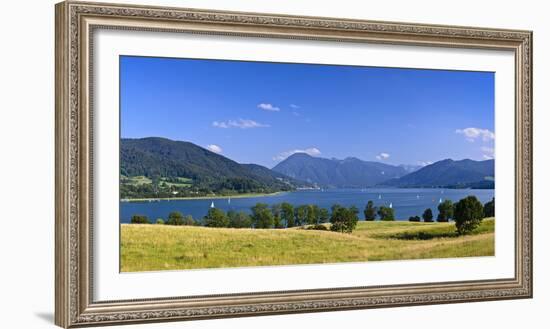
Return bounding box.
[272,153,410,188]
[381,158,495,188]
[121,137,495,193]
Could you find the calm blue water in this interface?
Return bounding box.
[120,188,494,223]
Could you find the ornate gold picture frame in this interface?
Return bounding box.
[55,1,532,327]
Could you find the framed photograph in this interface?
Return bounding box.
[55,1,532,327]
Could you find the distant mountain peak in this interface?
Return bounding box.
[272,154,408,188]
[382,158,494,188]
[287,152,313,159]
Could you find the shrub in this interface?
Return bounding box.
[204,208,229,227]
[364,201,377,221]
[166,211,184,225]
[437,200,454,222]
[454,196,484,235]
[156,218,164,225]
[408,216,421,222]
[130,215,150,224]
[484,197,495,217]
[377,206,395,221]
[306,224,329,231]
[422,208,434,222]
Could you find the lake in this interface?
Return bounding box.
[120,188,495,223]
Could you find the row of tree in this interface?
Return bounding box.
[407,196,495,235]
[363,201,395,221]
[407,197,494,222]
[130,202,360,233]
[129,197,495,235]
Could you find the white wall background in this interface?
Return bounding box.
[0,0,546,328]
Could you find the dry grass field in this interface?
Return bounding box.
[120,218,494,272]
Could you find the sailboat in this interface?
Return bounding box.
[378,194,382,200]
[389,202,393,209]
[438,198,442,203]
[228,197,231,205]
[210,201,215,208]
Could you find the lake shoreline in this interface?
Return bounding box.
[122,191,288,202]
[120,188,495,224]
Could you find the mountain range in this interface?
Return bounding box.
[120,137,306,194]
[382,158,494,188]
[273,153,494,188]
[272,153,409,188]
[121,137,495,197]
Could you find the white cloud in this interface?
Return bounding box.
[212,119,270,129]
[417,161,433,166]
[212,121,229,128]
[455,127,495,142]
[257,103,280,112]
[481,146,495,159]
[206,144,223,154]
[290,104,300,109]
[376,152,390,160]
[273,147,321,161]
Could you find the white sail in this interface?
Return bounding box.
[210,201,215,208]
[439,198,442,203]
[378,194,382,200]
[389,202,393,209]
[228,197,231,205]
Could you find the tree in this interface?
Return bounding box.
[454,196,484,235]
[437,199,454,222]
[182,215,196,226]
[166,211,184,225]
[271,204,284,228]
[295,205,308,226]
[408,215,421,222]
[251,203,274,228]
[377,206,395,221]
[227,210,252,228]
[484,197,495,218]
[364,200,377,221]
[422,208,434,222]
[306,205,320,225]
[281,202,295,227]
[330,204,359,233]
[156,218,165,225]
[203,208,229,227]
[319,208,330,223]
[131,214,150,224]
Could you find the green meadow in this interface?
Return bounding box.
[120,218,494,272]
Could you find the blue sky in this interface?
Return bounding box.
[120,56,495,168]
